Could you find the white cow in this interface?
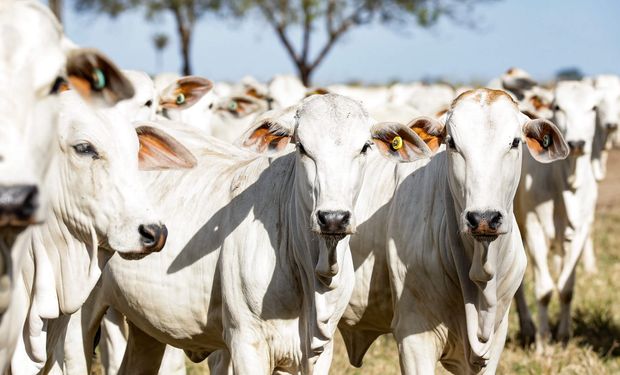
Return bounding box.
[0,1,135,370]
[74,95,430,374]
[514,81,600,347]
[6,90,196,374]
[340,88,567,373]
[268,74,307,108]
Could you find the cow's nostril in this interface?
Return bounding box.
[18,186,39,220]
[138,224,167,251]
[466,211,481,229]
[488,211,503,230]
[606,123,618,130]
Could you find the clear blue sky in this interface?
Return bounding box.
[53,0,620,85]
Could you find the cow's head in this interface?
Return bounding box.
[53,91,196,258]
[593,75,620,134]
[410,89,567,242]
[242,94,430,281]
[0,1,133,313]
[552,81,599,157]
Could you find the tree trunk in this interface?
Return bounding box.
[49,0,62,23]
[180,29,192,75]
[297,63,312,87]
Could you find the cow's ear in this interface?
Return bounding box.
[65,48,134,106]
[219,96,262,118]
[406,116,446,153]
[371,122,432,163]
[521,116,569,163]
[159,76,213,110]
[135,125,197,171]
[241,119,292,154]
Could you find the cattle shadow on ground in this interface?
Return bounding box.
[572,306,620,358]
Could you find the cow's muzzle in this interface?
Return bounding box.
[139,223,168,253]
[316,210,353,235]
[0,185,39,228]
[465,210,504,242]
[567,140,586,156]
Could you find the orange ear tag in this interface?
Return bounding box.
[391,136,403,151]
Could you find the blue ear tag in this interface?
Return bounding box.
[542,134,552,148]
[176,93,186,105]
[228,101,238,111]
[391,136,403,151]
[92,68,106,90]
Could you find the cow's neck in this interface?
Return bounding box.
[444,179,517,368]
[284,169,354,368]
[556,153,593,191]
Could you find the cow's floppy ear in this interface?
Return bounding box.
[521,116,569,163]
[65,48,134,106]
[241,119,292,154]
[371,121,432,163]
[135,125,197,171]
[159,76,213,110]
[406,115,446,153]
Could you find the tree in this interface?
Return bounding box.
[75,0,222,75]
[231,0,495,86]
[152,33,169,70]
[49,0,64,23]
[556,67,584,82]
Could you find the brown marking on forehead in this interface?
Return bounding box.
[529,95,549,111]
[451,88,517,108]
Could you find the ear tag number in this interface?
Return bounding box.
[92,69,106,90]
[176,93,186,105]
[391,136,403,151]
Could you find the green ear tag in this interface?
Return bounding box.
[542,134,552,148]
[228,101,238,111]
[391,136,403,151]
[176,93,186,105]
[92,69,106,90]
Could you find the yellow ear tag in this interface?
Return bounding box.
[391,136,403,151]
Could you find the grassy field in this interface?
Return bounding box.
[185,152,620,374]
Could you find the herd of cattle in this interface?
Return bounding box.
[1,1,619,374]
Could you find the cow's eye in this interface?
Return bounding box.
[73,142,99,159]
[447,137,456,149]
[553,104,561,111]
[297,142,307,156]
[361,142,372,155]
[511,138,521,149]
[144,100,153,107]
[592,105,598,111]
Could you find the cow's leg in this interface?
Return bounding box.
[514,282,536,346]
[227,332,270,375]
[581,234,597,274]
[557,267,576,344]
[207,350,233,375]
[392,299,438,375]
[556,225,589,343]
[100,307,129,375]
[158,346,187,375]
[524,222,554,344]
[118,322,166,375]
[310,339,335,375]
